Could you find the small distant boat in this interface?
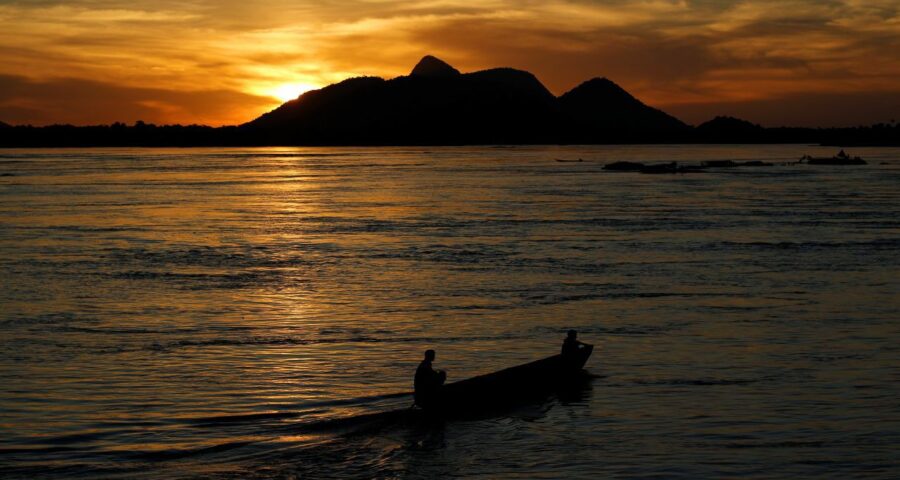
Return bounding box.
[555,158,585,163]
[800,150,867,165]
[425,346,593,414]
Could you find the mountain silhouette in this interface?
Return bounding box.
[558,78,688,142]
[410,55,461,77]
[243,55,686,144]
[696,116,765,142]
[3,57,899,146]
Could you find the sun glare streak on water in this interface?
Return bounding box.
[0,145,898,479]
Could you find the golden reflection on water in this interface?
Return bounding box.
[0,146,899,478]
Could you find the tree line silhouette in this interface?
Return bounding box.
[1,118,896,147]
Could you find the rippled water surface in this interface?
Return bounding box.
[1,145,899,479]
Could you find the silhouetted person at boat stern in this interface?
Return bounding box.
[414,349,446,409]
[561,330,592,369]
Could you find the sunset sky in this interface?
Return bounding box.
[1,0,898,127]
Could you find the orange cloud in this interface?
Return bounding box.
[0,75,274,126]
[0,0,897,126]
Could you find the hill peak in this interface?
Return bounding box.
[698,116,763,130]
[565,77,634,100]
[243,56,689,143]
[410,55,460,77]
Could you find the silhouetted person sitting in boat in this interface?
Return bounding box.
[414,349,446,409]
[561,330,591,366]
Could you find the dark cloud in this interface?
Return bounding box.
[406,21,725,89]
[384,6,900,127]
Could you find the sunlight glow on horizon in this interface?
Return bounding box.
[0,0,897,127]
[267,82,322,103]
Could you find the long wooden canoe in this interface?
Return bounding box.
[424,345,593,414]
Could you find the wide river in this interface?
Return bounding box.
[1,145,898,479]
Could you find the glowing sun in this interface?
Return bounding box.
[270,82,319,102]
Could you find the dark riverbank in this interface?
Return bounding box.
[1,120,898,147]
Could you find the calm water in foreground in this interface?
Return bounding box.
[1,145,898,479]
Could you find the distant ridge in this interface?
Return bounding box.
[243,55,686,144]
[695,116,765,142]
[0,121,10,128]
